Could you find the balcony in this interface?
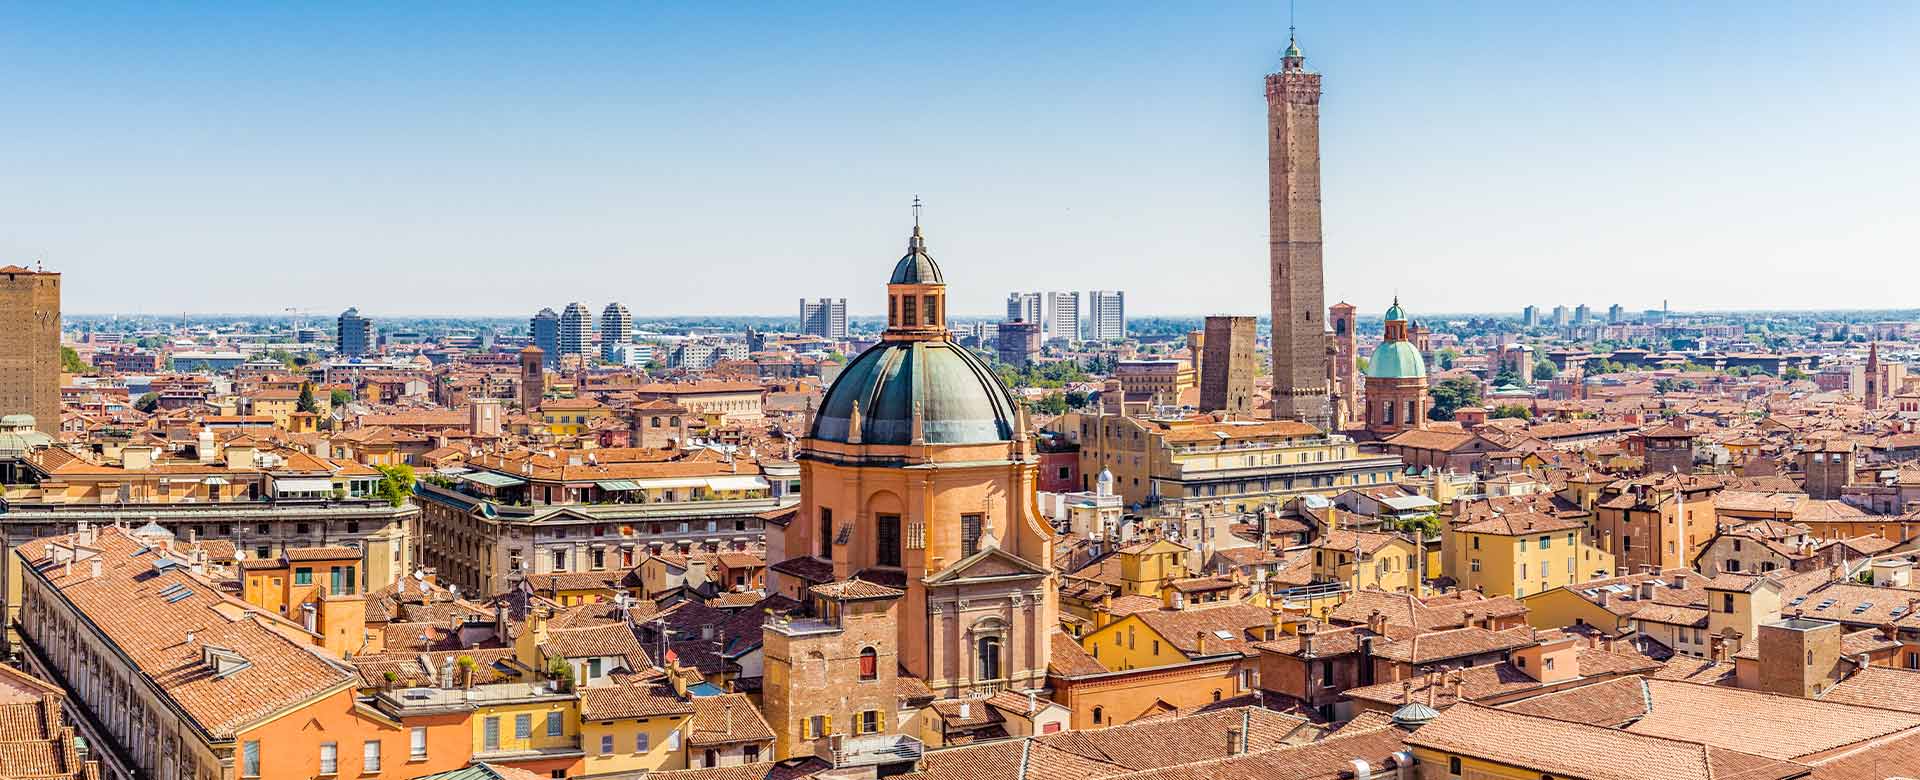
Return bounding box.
[820,733,924,769]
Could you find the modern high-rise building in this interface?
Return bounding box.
[1005,292,1041,326]
[1608,303,1625,324]
[1087,290,1126,341]
[530,308,560,367]
[1573,304,1592,325]
[1200,315,1256,415]
[1522,305,1540,327]
[336,307,373,357]
[1044,291,1080,342]
[0,264,61,434]
[798,298,848,339]
[1551,305,1570,327]
[1266,34,1331,429]
[600,302,632,362]
[559,302,592,358]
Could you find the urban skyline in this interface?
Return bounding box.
[6,3,1917,317]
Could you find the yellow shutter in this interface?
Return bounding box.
[824,715,832,736]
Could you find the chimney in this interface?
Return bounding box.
[89,559,101,579]
[1226,727,1242,757]
[959,701,971,719]
[1672,573,1689,589]
[1299,621,1318,658]
[1027,691,1038,715]
[1597,590,1610,608]
[1639,581,1656,600]
[1195,630,1208,655]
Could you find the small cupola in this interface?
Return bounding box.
[885,197,948,341]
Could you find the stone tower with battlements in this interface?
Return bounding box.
[1267,35,1330,429]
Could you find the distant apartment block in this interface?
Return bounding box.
[559,302,593,358]
[1006,292,1042,325]
[798,298,848,339]
[530,307,561,366]
[336,307,373,357]
[1087,290,1126,341]
[601,302,632,362]
[1045,291,1080,342]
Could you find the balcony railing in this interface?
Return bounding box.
[822,734,924,768]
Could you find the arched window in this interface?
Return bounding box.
[1092,706,1104,725]
[651,416,662,427]
[978,636,1003,682]
[1212,689,1222,702]
[859,647,878,681]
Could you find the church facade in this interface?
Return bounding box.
[768,216,1058,703]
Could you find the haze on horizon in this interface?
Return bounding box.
[4,2,1916,321]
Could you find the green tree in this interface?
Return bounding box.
[329,389,353,407]
[1490,404,1532,420]
[1782,367,1808,382]
[1388,513,1443,539]
[1031,393,1069,415]
[1427,376,1482,421]
[375,464,416,507]
[134,392,159,413]
[1065,390,1091,409]
[1493,368,1523,388]
[60,346,92,374]
[296,382,320,413]
[1436,349,1458,371]
[1533,358,1558,381]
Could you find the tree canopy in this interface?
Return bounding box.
[1427,376,1482,421]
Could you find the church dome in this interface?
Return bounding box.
[812,340,1017,445]
[1384,301,1405,321]
[1367,341,1426,380]
[889,227,944,285]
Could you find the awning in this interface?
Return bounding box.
[462,471,528,488]
[630,477,709,490]
[274,478,334,493]
[595,479,644,491]
[706,475,770,492]
[203,476,231,486]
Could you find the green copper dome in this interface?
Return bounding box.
[1367,341,1426,380]
[1384,301,1405,321]
[812,340,1017,445]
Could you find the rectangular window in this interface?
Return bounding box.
[666,731,681,750]
[902,297,918,327]
[589,658,603,678]
[1538,535,1551,550]
[636,732,650,752]
[242,741,261,777]
[363,741,380,773]
[547,711,563,736]
[876,513,901,567]
[961,514,984,557]
[294,567,313,585]
[320,743,337,775]
[410,727,427,760]
[553,549,568,571]
[821,509,834,560]
[515,713,532,739]
[860,709,881,734]
[601,735,614,754]
[484,717,500,750]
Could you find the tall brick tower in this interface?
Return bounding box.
[0,264,61,434]
[1267,33,1330,429]
[1328,302,1358,427]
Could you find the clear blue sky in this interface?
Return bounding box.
[4,2,1916,320]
